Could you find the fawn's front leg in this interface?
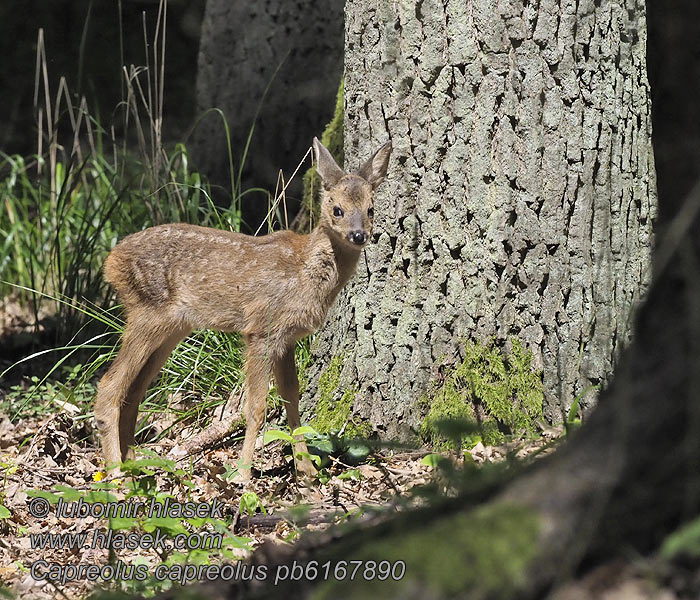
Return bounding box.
[273,347,317,478]
[238,343,271,480]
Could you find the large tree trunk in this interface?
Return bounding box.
[302,0,656,435]
[192,0,344,228]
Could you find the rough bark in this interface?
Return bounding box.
[302,0,656,435]
[192,0,344,226]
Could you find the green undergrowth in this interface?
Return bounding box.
[0,147,222,329]
[421,339,544,450]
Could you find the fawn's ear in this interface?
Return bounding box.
[313,137,345,190]
[357,141,392,189]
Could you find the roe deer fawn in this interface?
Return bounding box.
[94,137,392,479]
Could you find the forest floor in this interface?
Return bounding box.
[0,402,556,600]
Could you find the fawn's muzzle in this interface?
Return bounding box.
[348,230,367,246]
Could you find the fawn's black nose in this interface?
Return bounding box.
[349,230,367,246]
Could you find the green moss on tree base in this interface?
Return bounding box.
[311,354,370,437]
[421,339,544,449]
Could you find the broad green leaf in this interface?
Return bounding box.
[295,451,321,466]
[142,517,188,536]
[108,517,138,531]
[661,517,700,559]
[26,490,60,504]
[337,469,361,481]
[421,453,447,468]
[292,425,318,437]
[263,429,293,444]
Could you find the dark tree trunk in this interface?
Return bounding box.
[192,0,344,228]
[302,0,656,436]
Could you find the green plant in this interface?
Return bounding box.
[565,384,598,434]
[337,468,362,481]
[421,453,451,469]
[238,492,266,517]
[263,425,322,473]
[0,457,18,506]
[660,515,700,560]
[2,363,98,421]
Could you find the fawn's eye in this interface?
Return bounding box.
[367,207,374,218]
[333,206,344,218]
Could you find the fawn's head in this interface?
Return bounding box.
[313,137,392,250]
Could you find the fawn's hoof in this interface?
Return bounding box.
[232,468,253,485]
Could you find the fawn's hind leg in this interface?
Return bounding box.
[238,339,272,480]
[94,314,175,468]
[118,328,190,462]
[273,346,316,477]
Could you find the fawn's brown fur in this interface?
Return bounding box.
[94,138,392,479]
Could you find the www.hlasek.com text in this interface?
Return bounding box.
[31,527,223,552]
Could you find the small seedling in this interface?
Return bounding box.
[239,491,266,517]
[565,384,598,434]
[263,425,323,473]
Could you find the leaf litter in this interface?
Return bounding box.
[0,402,558,599]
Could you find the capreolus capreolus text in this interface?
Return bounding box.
[94,137,392,479]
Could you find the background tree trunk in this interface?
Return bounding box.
[192,0,344,228]
[302,0,656,435]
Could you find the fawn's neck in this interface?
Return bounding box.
[306,225,362,299]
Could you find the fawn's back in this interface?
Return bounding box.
[104,142,391,347]
[105,139,392,347]
[106,224,338,341]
